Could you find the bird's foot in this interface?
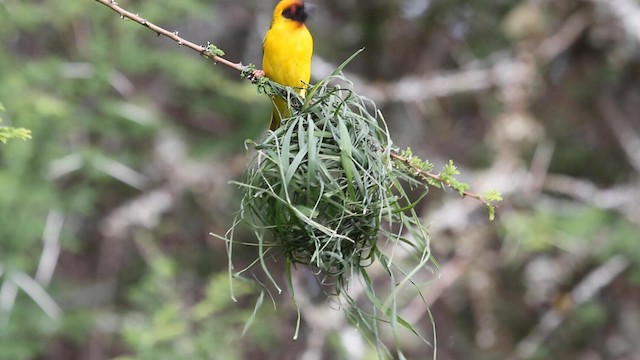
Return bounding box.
[251,69,266,82]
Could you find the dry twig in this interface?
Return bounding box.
[597,96,640,173]
[94,0,244,72]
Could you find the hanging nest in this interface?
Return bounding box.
[243,87,392,279]
[215,54,434,357]
[234,69,431,278]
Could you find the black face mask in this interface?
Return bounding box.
[282,3,308,23]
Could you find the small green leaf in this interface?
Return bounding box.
[483,189,503,202]
[0,127,32,143]
[206,42,225,57]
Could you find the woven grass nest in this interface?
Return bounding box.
[238,73,429,274]
[245,87,395,277]
[216,55,433,355]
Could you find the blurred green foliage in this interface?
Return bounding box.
[505,206,640,268]
[0,0,267,358]
[0,103,32,144]
[114,235,267,360]
[1,0,640,359]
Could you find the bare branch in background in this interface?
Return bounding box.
[7,271,62,321]
[0,273,18,326]
[526,140,555,197]
[314,9,588,104]
[536,10,589,62]
[35,210,64,287]
[47,153,84,180]
[512,255,630,360]
[313,56,532,103]
[597,96,640,173]
[93,156,150,190]
[589,0,640,44]
[543,175,640,223]
[100,188,174,240]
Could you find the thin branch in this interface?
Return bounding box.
[320,57,531,104]
[93,155,150,190]
[597,96,640,173]
[9,271,62,321]
[313,9,588,104]
[35,210,64,287]
[94,0,245,73]
[588,0,640,45]
[542,174,640,224]
[512,255,630,360]
[536,10,589,62]
[389,151,486,203]
[0,273,18,326]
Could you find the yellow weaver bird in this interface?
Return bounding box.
[260,0,314,130]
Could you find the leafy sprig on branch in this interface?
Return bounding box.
[392,148,502,219]
[0,103,32,144]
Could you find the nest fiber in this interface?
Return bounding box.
[229,65,431,286]
[242,84,392,279]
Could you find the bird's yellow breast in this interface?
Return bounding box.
[262,22,313,96]
[262,2,313,130]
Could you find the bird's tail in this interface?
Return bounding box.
[269,88,307,130]
[270,97,288,130]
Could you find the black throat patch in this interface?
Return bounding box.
[282,3,308,23]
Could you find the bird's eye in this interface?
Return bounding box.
[284,5,298,18]
[282,3,307,22]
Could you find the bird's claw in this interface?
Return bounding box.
[251,69,266,82]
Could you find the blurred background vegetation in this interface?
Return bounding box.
[1,0,640,359]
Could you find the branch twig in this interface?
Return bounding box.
[588,0,640,45]
[94,0,245,73]
[389,151,486,202]
[597,96,640,173]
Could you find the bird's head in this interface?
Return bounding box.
[273,0,315,25]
